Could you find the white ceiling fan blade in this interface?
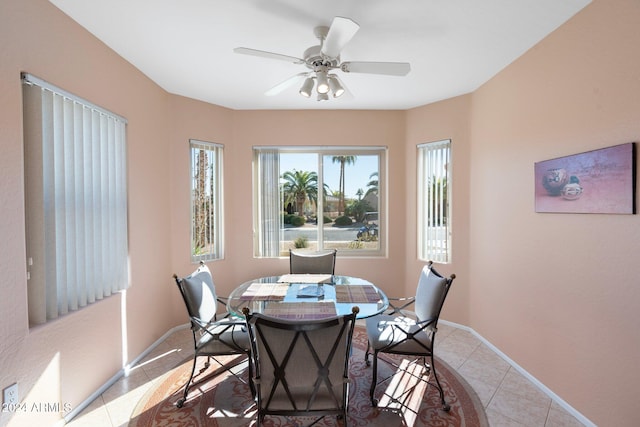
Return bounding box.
[321,17,359,58]
[340,61,411,76]
[234,47,304,64]
[265,73,310,96]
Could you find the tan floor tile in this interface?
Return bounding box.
[139,345,187,380]
[462,375,499,407]
[500,368,549,402]
[101,367,151,404]
[458,355,509,388]
[489,387,551,427]
[546,400,586,427]
[436,334,480,369]
[487,407,529,427]
[469,343,512,369]
[162,327,193,350]
[448,328,482,346]
[435,347,468,370]
[104,384,153,427]
[65,396,111,427]
[435,322,458,339]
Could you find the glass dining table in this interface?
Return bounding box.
[227,274,389,320]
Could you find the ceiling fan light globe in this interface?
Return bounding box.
[299,77,315,98]
[328,76,345,98]
[316,71,330,94]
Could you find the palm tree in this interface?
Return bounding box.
[281,170,319,216]
[193,149,208,251]
[365,171,378,196]
[331,155,357,215]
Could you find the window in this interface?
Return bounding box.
[190,140,223,262]
[22,73,129,326]
[418,140,451,263]
[253,147,386,257]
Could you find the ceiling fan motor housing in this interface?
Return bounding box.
[303,45,339,71]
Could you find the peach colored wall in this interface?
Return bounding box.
[468,0,640,425]
[224,110,409,297]
[405,95,472,325]
[0,1,181,425]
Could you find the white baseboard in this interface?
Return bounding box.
[63,323,190,424]
[439,319,595,427]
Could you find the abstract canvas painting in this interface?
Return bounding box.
[535,142,636,214]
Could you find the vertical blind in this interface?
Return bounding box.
[22,73,129,326]
[253,149,281,257]
[417,140,451,263]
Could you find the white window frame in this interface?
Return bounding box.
[22,73,129,326]
[418,140,452,263]
[189,140,224,262]
[253,146,387,258]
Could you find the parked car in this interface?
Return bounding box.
[357,223,378,240]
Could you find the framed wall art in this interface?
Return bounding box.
[534,142,636,214]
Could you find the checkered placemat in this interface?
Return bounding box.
[263,301,337,320]
[335,285,381,303]
[239,282,290,301]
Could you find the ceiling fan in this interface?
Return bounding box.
[234,16,411,101]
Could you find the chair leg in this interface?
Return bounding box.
[176,355,198,408]
[364,340,371,366]
[369,351,379,406]
[247,351,256,398]
[429,354,450,412]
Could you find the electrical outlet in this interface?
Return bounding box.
[3,383,18,405]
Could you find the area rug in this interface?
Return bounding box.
[129,327,488,426]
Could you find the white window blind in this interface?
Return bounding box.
[253,149,282,257]
[418,140,451,263]
[22,73,129,326]
[190,140,223,262]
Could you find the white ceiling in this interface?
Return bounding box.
[49,0,590,110]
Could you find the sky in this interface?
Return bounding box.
[279,153,378,199]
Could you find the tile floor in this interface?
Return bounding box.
[65,322,587,427]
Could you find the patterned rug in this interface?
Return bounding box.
[129,327,488,426]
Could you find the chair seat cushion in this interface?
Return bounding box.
[198,321,250,353]
[366,314,434,354]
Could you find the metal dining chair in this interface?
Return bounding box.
[364,261,455,410]
[243,305,359,426]
[173,262,253,408]
[289,249,337,274]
